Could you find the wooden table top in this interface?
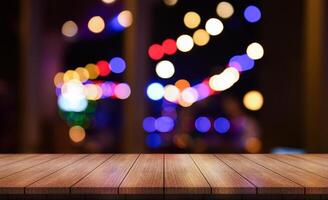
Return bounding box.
[0,154,327,199]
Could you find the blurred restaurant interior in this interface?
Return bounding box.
[1,0,328,153]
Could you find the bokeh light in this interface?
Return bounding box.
[193,29,210,46]
[147,82,164,101]
[155,116,174,132]
[245,137,262,153]
[109,57,126,73]
[117,10,133,28]
[180,87,198,106]
[148,44,164,60]
[88,16,105,33]
[214,117,230,134]
[75,67,89,82]
[175,79,190,91]
[176,34,194,52]
[58,94,88,112]
[244,5,261,23]
[243,90,264,111]
[229,54,255,71]
[114,83,131,99]
[84,83,103,100]
[209,67,239,91]
[69,126,86,143]
[96,60,111,76]
[54,72,64,88]
[85,63,100,79]
[195,117,211,133]
[143,117,156,132]
[183,11,201,29]
[163,84,180,102]
[61,20,78,38]
[205,18,224,36]
[193,83,210,100]
[216,2,234,19]
[146,133,161,148]
[63,70,79,82]
[102,0,115,4]
[100,82,115,98]
[163,0,178,6]
[162,39,177,55]
[246,42,264,60]
[155,60,175,79]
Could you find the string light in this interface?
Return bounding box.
[163,84,180,102]
[155,60,175,79]
[117,10,133,28]
[148,44,164,60]
[176,34,194,52]
[216,2,234,19]
[244,5,261,23]
[205,18,224,36]
[69,126,86,143]
[61,20,78,37]
[246,42,264,60]
[183,11,201,29]
[88,16,105,33]
[193,29,210,46]
[114,83,131,99]
[147,83,164,101]
[243,90,264,111]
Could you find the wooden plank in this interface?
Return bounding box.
[119,154,163,195]
[0,154,37,168]
[293,154,328,167]
[190,154,255,195]
[164,154,210,195]
[269,154,328,178]
[72,154,139,194]
[26,154,111,194]
[216,154,303,194]
[0,154,60,179]
[244,154,328,194]
[0,154,86,194]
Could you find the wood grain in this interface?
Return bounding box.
[0,154,37,168]
[26,154,111,194]
[120,154,163,194]
[72,154,138,194]
[0,154,85,194]
[164,154,210,195]
[216,154,303,194]
[190,154,255,194]
[244,154,328,194]
[269,154,328,178]
[293,154,328,167]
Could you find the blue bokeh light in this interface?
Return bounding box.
[146,133,162,148]
[108,16,125,32]
[110,57,126,73]
[195,117,211,133]
[147,83,164,101]
[143,117,156,132]
[229,54,255,71]
[155,116,174,133]
[244,5,261,23]
[214,117,230,134]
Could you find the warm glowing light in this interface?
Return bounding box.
[102,0,115,4]
[85,63,100,79]
[88,16,105,33]
[54,72,64,88]
[117,10,133,28]
[155,60,175,79]
[147,83,164,101]
[61,20,78,37]
[183,11,201,29]
[114,83,131,99]
[163,84,180,102]
[69,126,86,143]
[193,29,210,46]
[175,79,190,91]
[163,0,178,6]
[75,67,89,82]
[209,67,239,91]
[180,87,198,105]
[245,137,262,153]
[176,34,194,52]
[205,18,224,36]
[244,5,261,23]
[96,60,111,76]
[246,42,264,60]
[216,2,234,19]
[59,80,87,112]
[63,70,80,82]
[243,90,264,111]
[162,39,177,55]
[84,84,103,100]
[148,44,164,60]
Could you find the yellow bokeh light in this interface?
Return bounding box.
[54,72,64,88]
[88,16,105,33]
[175,79,190,91]
[61,20,78,37]
[205,18,224,36]
[245,137,262,153]
[246,42,264,60]
[118,10,133,28]
[102,0,115,4]
[193,29,210,46]
[164,84,180,102]
[183,11,201,29]
[63,70,80,83]
[84,84,103,100]
[243,90,264,111]
[163,0,178,6]
[216,2,234,19]
[180,87,198,105]
[75,67,89,82]
[69,126,86,143]
[209,67,239,91]
[176,34,194,52]
[85,63,100,79]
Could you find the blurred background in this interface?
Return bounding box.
[1,0,327,153]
